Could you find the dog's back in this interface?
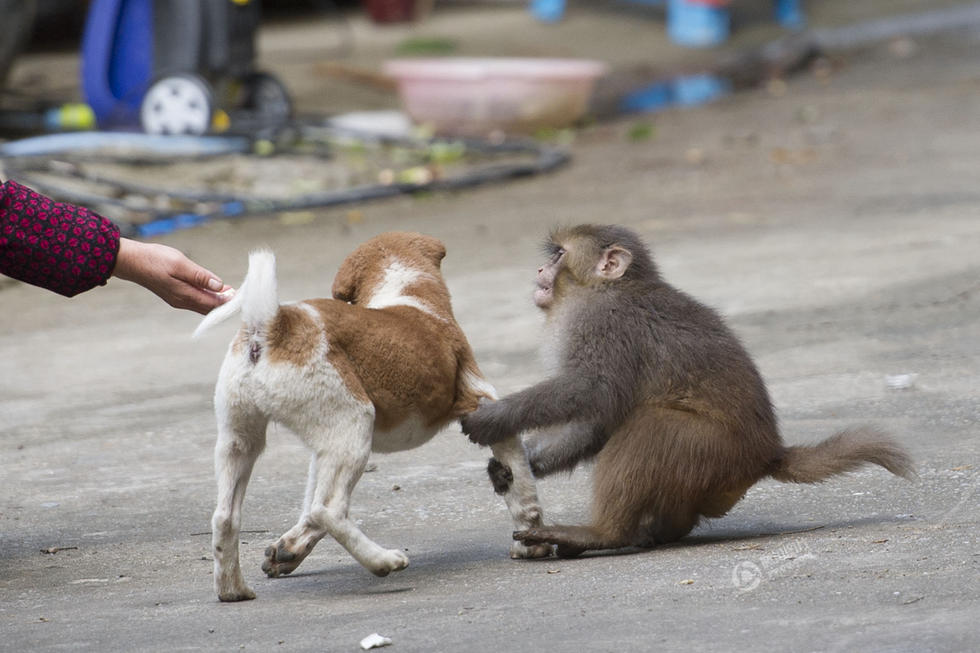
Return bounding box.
[196,237,493,440]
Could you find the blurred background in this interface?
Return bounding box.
[3,0,976,236]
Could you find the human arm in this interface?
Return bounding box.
[1,179,232,313]
[0,179,120,296]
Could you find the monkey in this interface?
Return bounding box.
[460,224,914,558]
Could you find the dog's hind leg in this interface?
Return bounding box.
[488,436,552,559]
[211,406,268,602]
[263,410,409,578]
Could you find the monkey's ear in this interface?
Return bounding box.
[596,246,633,280]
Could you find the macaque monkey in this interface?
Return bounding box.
[461,224,913,557]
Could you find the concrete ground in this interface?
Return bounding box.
[1,3,979,652]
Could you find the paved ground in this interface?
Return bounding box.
[1,4,979,652]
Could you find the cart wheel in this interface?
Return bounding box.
[140,74,214,135]
[242,72,292,124]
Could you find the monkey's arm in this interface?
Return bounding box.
[524,421,608,477]
[461,373,627,446]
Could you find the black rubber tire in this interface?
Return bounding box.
[242,71,292,123]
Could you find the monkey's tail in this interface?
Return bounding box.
[193,250,278,339]
[768,426,915,483]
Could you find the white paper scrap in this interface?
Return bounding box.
[360,633,393,650]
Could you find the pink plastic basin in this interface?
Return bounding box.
[383,58,608,136]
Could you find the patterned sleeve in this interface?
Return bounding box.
[0,180,121,297]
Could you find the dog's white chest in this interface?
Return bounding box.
[372,414,441,453]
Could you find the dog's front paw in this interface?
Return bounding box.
[262,540,307,578]
[367,548,409,577]
[510,540,553,559]
[216,578,256,602]
[217,586,256,602]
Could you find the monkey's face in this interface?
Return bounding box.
[535,228,637,310]
[534,244,565,309]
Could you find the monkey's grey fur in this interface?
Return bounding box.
[461,224,914,557]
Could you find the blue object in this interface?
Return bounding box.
[81,0,153,128]
[620,81,673,114]
[775,0,805,29]
[671,73,730,105]
[0,132,249,157]
[667,0,730,48]
[138,212,208,237]
[619,73,730,114]
[530,0,567,23]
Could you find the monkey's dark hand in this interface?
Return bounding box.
[460,401,514,446]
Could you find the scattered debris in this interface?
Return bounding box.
[626,121,655,143]
[769,147,817,166]
[546,569,561,574]
[777,525,825,536]
[190,529,269,537]
[795,104,821,124]
[278,210,316,226]
[679,579,695,585]
[886,373,918,390]
[360,633,393,650]
[40,546,77,555]
[732,543,764,552]
[888,37,919,59]
[766,78,788,98]
[395,36,458,56]
[392,485,401,492]
[684,147,706,166]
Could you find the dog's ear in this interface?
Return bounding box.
[332,278,354,302]
[418,235,446,265]
[332,253,361,302]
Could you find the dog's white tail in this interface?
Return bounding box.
[193,250,279,339]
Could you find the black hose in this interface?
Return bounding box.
[2,122,571,238]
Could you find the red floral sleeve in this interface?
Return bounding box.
[0,180,121,297]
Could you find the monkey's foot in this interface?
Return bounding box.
[513,528,561,548]
[510,540,553,559]
[514,526,604,558]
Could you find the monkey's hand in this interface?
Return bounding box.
[460,401,514,446]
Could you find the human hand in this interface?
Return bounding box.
[112,238,234,314]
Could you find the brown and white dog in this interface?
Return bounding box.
[194,232,548,602]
